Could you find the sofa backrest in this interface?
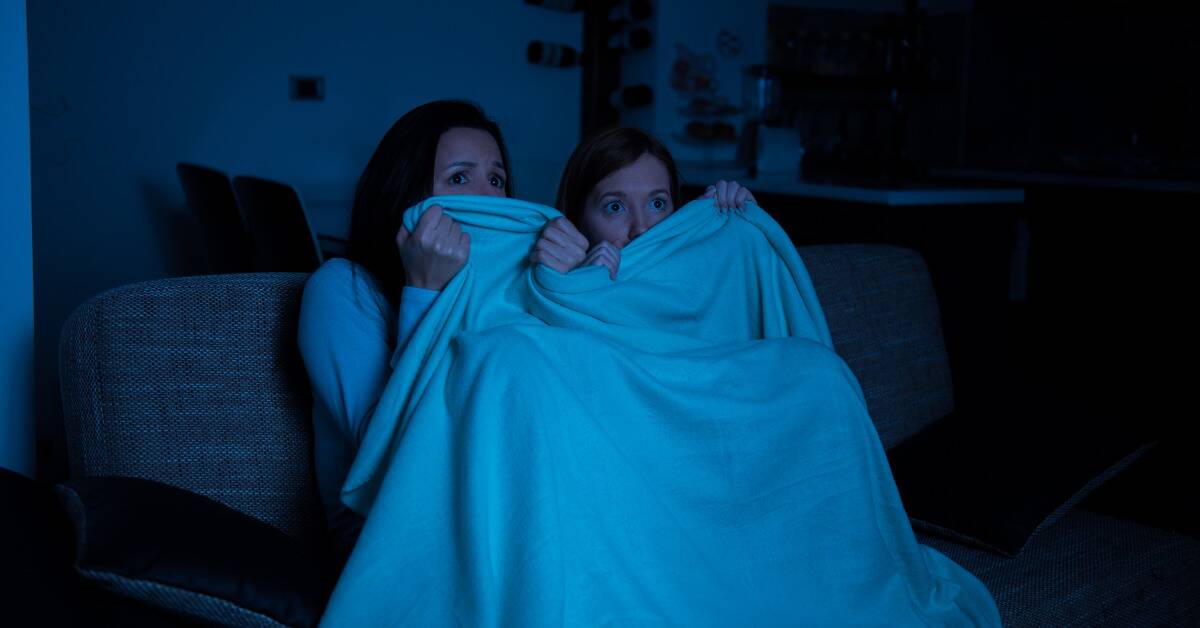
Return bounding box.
[58,272,325,547]
[56,245,951,545]
[800,244,954,449]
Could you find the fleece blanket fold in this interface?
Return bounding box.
[321,195,1000,627]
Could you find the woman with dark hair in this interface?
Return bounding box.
[348,99,514,299]
[531,126,754,279]
[298,100,514,562]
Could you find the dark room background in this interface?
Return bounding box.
[3,1,1194,501]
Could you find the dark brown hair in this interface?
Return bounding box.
[347,100,513,304]
[554,127,680,225]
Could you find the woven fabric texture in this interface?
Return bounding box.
[58,272,324,547]
[920,510,1200,627]
[800,244,954,449]
[81,568,290,628]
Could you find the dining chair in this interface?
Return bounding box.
[231,176,324,273]
[176,163,253,274]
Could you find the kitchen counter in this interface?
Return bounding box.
[679,163,1026,206]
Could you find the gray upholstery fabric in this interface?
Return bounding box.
[55,254,1197,627]
[921,510,1200,627]
[799,244,954,449]
[58,272,324,547]
[80,569,289,628]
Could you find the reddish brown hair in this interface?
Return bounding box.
[554,127,681,225]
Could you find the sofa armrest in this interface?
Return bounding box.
[56,476,332,628]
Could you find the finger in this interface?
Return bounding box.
[535,240,576,271]
[542,223,583,252]
[539,238,583,267]
[592,240,618,253]
[702,184,716,199]
[715,180,730,210]
[601,250,620,279]
[415,204,443,236]
[433,211,462,246]
[583,247,616,268]
[734,186,751,209]
[395,225,411,246]
[566,221,590,250]
[584,251,617,279]
[535,247,573,273]
[597,241,622,260]
[453,229,470,260]
[417,213,450,248]
[587,246,621,278]
[555,217,590,250]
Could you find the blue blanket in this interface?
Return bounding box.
[321,195,1000,626]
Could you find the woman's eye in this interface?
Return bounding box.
[650,198,667,211]
[490,176,504,188]
[450,172,467,185]
[604,201,624,214]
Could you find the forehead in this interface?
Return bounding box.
[592,153,669,196]
[435,127,502,163]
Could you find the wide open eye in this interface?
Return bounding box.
[490,175,505,189]
[604,200,625,214]
[450,172,468,186]
[650,198,668,211]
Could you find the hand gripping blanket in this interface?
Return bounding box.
[321,195,1001,627]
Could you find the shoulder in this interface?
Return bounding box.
[301,258,393,323]
[305,257,361,293]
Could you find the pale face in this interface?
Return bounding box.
[579,153,674,248]
[430,127,508,198]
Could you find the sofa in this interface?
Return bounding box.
[46,244,1198,626]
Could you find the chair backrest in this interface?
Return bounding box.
[799,244,955,449]
[58,272,326,547]
[232,176,324,273]
[176,163,253,274]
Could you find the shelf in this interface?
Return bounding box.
[677,105,741,118]
[778,70,954,93]
[670,133,738,147]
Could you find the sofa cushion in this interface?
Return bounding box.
[56,476,331,628]
[918,510,1200,627]
[800,244,954,449]
[57,272,326,548]
[888,401,1155,557]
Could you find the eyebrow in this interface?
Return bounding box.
[597,188,670,199]
[444,160,506,172]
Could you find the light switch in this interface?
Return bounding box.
[290,76,325,101]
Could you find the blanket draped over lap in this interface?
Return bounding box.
[320,195,1001,627]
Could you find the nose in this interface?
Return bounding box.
[628,212,649,241]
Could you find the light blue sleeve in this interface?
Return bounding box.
[298,259,436,560]
[298,260,437,448]
[397,285,438,356]
[299,259,396,448]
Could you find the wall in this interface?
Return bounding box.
[2,0,33,476]
[27,0,581,479]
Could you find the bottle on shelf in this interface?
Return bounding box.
[527,41,581,68]
[523,0,583,12]
[609,84,654,110]
[607,25,653,52]
[609,0,652,24]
